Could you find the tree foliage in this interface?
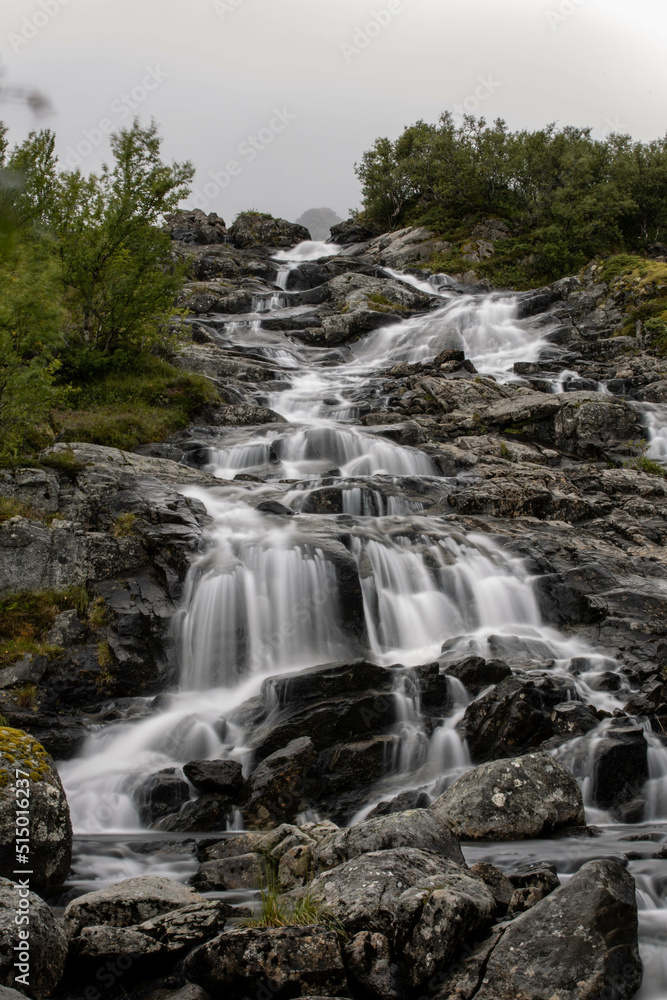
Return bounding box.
[356,114,667,280]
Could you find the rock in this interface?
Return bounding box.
[183,926,348,998]
[0,727,72,890]
[445,861,642,1000]
[550,701,600,738]
[301,848,460,937]
[63,875,202,937]
[344,932,401,1000]
[197,831,265,862]
[193,853,266,892]
[458,673,579,762]
[366,789,432,818]
[329,219,381,245]
[131,768,191,825]
[154,794,232,832]
[444,655,512,694]
[0,878,67,999]
[394,864,496,989]
[166,209,227,244]
[70,900,229,982]
[278,843,315,890]
[430,752,585,840]
[183,759,245,796]
[592,726,649,814]
[313,809,465,870]
[0,989,32,1000]
[244,737,317,829]
[229,212,310,249]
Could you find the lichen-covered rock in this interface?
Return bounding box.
[430,752,585,840]
[448,860,642,1000]
[183,925,348,998]
[243,737,317,829]
[344,931,400,1000]
[0,728,72,889]
[313,808,465,870]
[0,877,67,999]
[229,212,310,249]
[63,875,202,937]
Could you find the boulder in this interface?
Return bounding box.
[0,878,67,999]
[430,752,585,840]
[344,932,400,1000]
[443,655,512,694]
[458,674,579,762]
[131,768,191,825]
[0,727,72,890]
[183,759,245,796]
[63,875,202,937]
[69,900,228,977]
[165,209,227,244]
[313,809,465,870]
[154,794,232,833]
[443,861,642,1000]
[591,726,649,815]
[301,848,460,937]
[183,925,348,998]
[244,737,317,829]
[193,853,266,892]
[229,212,310,249]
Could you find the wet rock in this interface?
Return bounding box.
[229,212,310,249]
[430,752,585,840]
[182,759,245,796]
[63,876,202,937]
[132,768,191,825]
[0,727,72,890]
[366,789,432,818]
[443,655,512,694]
[445,860,642,1000]
[313,809,465,871]
[155,794,232,833]
[197,831,265,862]
[183,925,348,998]
[244,737,317,829]
[550,701,600,738]
[344,931,401,1000]
[459,673,579,762]
[0,877,67,999]
[592,726,649,815]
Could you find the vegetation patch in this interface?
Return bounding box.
[0,726,52,784]
[243,879,346,937]
[0,586,88,667]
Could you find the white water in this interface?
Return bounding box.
[58,241,667,996]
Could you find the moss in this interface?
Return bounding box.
[0,586,89,667]
[367,293,407,313]
[13,683,37,709]
[97,641,113,669]
[111,512,138,537]
[39,450,88,478]
[0,726,52,785]
[87,597,107,630]
[0,498,40,524]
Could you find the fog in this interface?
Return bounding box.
[1,0,666,223]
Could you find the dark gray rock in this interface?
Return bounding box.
[0,727,72,890]
[0,878,67,999]
[166,209,227,245]
[63,876,202,937]
[183,759,245,796]
[131,768,191,825]
[344,931,401,1000]
[430,752,585,840]
[183,925,348,998]
[592,726,649,815]
[229,213,310,250]
[244,737,317,829]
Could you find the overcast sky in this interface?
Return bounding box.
[1,0,666,224]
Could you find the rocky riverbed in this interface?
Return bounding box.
[1,211,667,999]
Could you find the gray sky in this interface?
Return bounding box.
[2,0,666,224]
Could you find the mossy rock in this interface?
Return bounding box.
[0,727,72,890]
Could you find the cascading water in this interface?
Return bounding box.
[59,240,667,995]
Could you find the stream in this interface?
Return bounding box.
[58,241,667,999]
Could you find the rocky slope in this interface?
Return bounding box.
[1,214,666,999]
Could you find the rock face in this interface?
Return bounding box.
[0,728,72,890]
[229,211,310,249]
[0,877,67,999]
[244,737,317,829]
[183,758,245,795]
[430,752,585,840]
[165,209,227,244]
[442,860,642,1000]
[183,925,349,998]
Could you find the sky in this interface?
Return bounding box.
[1,0,666,225]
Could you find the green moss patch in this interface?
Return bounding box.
[0,587,88,667]
[0,726,52,784]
